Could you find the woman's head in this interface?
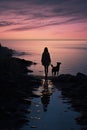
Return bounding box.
[44,47,48,52]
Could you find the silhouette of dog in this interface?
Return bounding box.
[51,62,61,76]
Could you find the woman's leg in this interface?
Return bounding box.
[46,66,48,77]
[44,66,48,77]
[46,66,48,74]
[44,66,46,76]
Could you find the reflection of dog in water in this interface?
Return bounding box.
[41,79,54,112]
[51,62,61,76]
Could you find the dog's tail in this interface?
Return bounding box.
[51,64,53,68]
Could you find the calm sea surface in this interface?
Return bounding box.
[1,40,87,76]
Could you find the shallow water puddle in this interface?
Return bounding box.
[21,79,80,130]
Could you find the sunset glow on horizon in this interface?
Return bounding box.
[0,0,87,40]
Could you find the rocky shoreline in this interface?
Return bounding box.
[0,45,41,129]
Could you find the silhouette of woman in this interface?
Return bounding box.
[41,47,51,77]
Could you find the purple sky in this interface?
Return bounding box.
[0,0,87,39]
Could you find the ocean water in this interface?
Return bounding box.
[1,40,87,76]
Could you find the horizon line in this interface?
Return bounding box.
[0,38,87,41]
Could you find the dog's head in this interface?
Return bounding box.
[57,62,61,66]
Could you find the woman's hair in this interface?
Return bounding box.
[44,47,48,52]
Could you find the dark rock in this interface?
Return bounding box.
[0,45,41,129]
[76,72,87,82]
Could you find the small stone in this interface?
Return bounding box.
[64,110,68,112]
[36,105,39,107]
[31,125,37,128]
[37,110,40,113]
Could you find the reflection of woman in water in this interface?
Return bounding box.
[41,79,54,112]
[41,92,50,112]
[41,47,51,77]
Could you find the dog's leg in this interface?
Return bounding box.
[54,72,56,76]
[52,70,53,76]
[57,71,59,76]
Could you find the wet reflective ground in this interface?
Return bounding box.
[21,79,80,130]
